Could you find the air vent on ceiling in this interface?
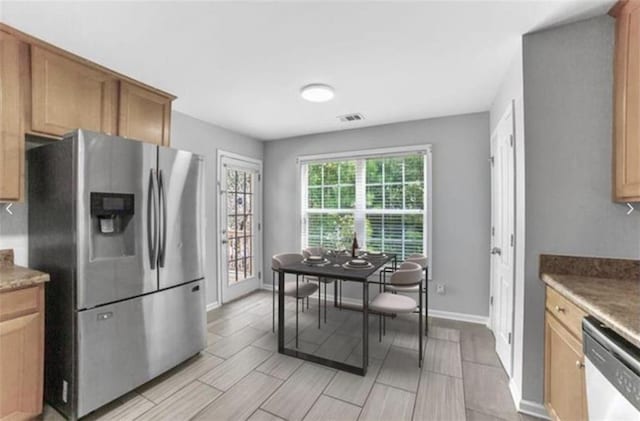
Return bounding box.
[338,113,365,123]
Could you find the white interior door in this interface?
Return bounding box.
[490,102,516,376]
[218,152,262,303]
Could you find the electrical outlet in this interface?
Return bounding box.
[436,284,445,295]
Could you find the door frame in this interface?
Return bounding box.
[216,150,263,304]
[489,101,516,376]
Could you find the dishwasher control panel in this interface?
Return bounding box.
[583,316,640,412]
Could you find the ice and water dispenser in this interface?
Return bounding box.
[90,192,135,259]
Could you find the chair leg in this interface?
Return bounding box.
[424,283,429,336]
[379,314,382,342]
[272,271,275,333]
[419,287,423,368]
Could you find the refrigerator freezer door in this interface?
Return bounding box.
[76,279,206,418]
[76,130,158,309]
[157,147,205,289]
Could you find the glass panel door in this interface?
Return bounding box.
[219,153,262,303]
[226,168,254,284]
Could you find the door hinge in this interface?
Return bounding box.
[258,173,261,182]
[510,234,514,247]
[258,222,261,231]
[490,296,493,306]
[258,271,262,280]
[508,332,512,344]
[489,156,494,166]
[491,226,495,236]
[509,135,514,147]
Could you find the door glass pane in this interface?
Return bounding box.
[226,167,255,284]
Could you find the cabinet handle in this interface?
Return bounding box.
[554,305,565,313]
[576,360,584,369]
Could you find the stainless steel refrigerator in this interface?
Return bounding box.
[28,129,206,420]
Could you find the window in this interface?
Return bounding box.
[300,147,431,263]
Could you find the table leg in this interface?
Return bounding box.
[362,281,369,376]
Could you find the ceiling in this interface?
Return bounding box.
[1,1,614,140]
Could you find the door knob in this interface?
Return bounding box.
[221,239,228,244]
[576,360,584,369]
[491,247,502,256]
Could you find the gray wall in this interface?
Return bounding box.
[522,15,640,403]
[170,111,263,307]
[263,112,491,317]
[489,47,527,400]
[0,200,28,266]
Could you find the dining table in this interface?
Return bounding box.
[276,252,397,376]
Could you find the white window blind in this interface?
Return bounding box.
[300,148,430,261]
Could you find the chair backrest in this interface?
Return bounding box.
[405,254,428,269]
[272,252,304,270]
[390,261,423,286]
[302,246,325,258]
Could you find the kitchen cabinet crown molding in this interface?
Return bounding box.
[0,23,176,100]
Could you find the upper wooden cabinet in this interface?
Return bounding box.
[0,23,175,202]
[119,82,171,146]
[0,31,27,202]
[612,0,640,202]
[30,46,118,137]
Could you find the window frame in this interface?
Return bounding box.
[297,144,433,278]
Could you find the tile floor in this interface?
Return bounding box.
[40,291,544,421]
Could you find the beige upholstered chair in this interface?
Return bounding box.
[272,253,319,347]
[370,261,424,366]
[385,254,428,335]
[302,246,337,328]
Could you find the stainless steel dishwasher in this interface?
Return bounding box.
[583,316,640,420]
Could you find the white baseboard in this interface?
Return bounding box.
[509,378,550,420]
[509,378,522,407]
[427,309,489,325]
[518,399,550,420]
[262,283,489,325]
[206,301,221,312]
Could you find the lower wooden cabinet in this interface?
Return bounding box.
[544,289,588,421]
[0,284,45,420]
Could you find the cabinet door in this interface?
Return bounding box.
[0,32,26,202]
[119,81,172,146]
[0,292,44,419]
[613,1,640,201]
[31,46,118,137]
[544,312,587,421]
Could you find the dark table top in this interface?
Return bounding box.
[278,253,396,282]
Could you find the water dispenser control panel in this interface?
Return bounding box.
[90,192,134,234]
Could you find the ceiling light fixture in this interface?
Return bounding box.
[300,84,335,103]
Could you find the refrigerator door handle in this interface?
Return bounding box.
[148,169,158,269]
[158,169,168,268]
